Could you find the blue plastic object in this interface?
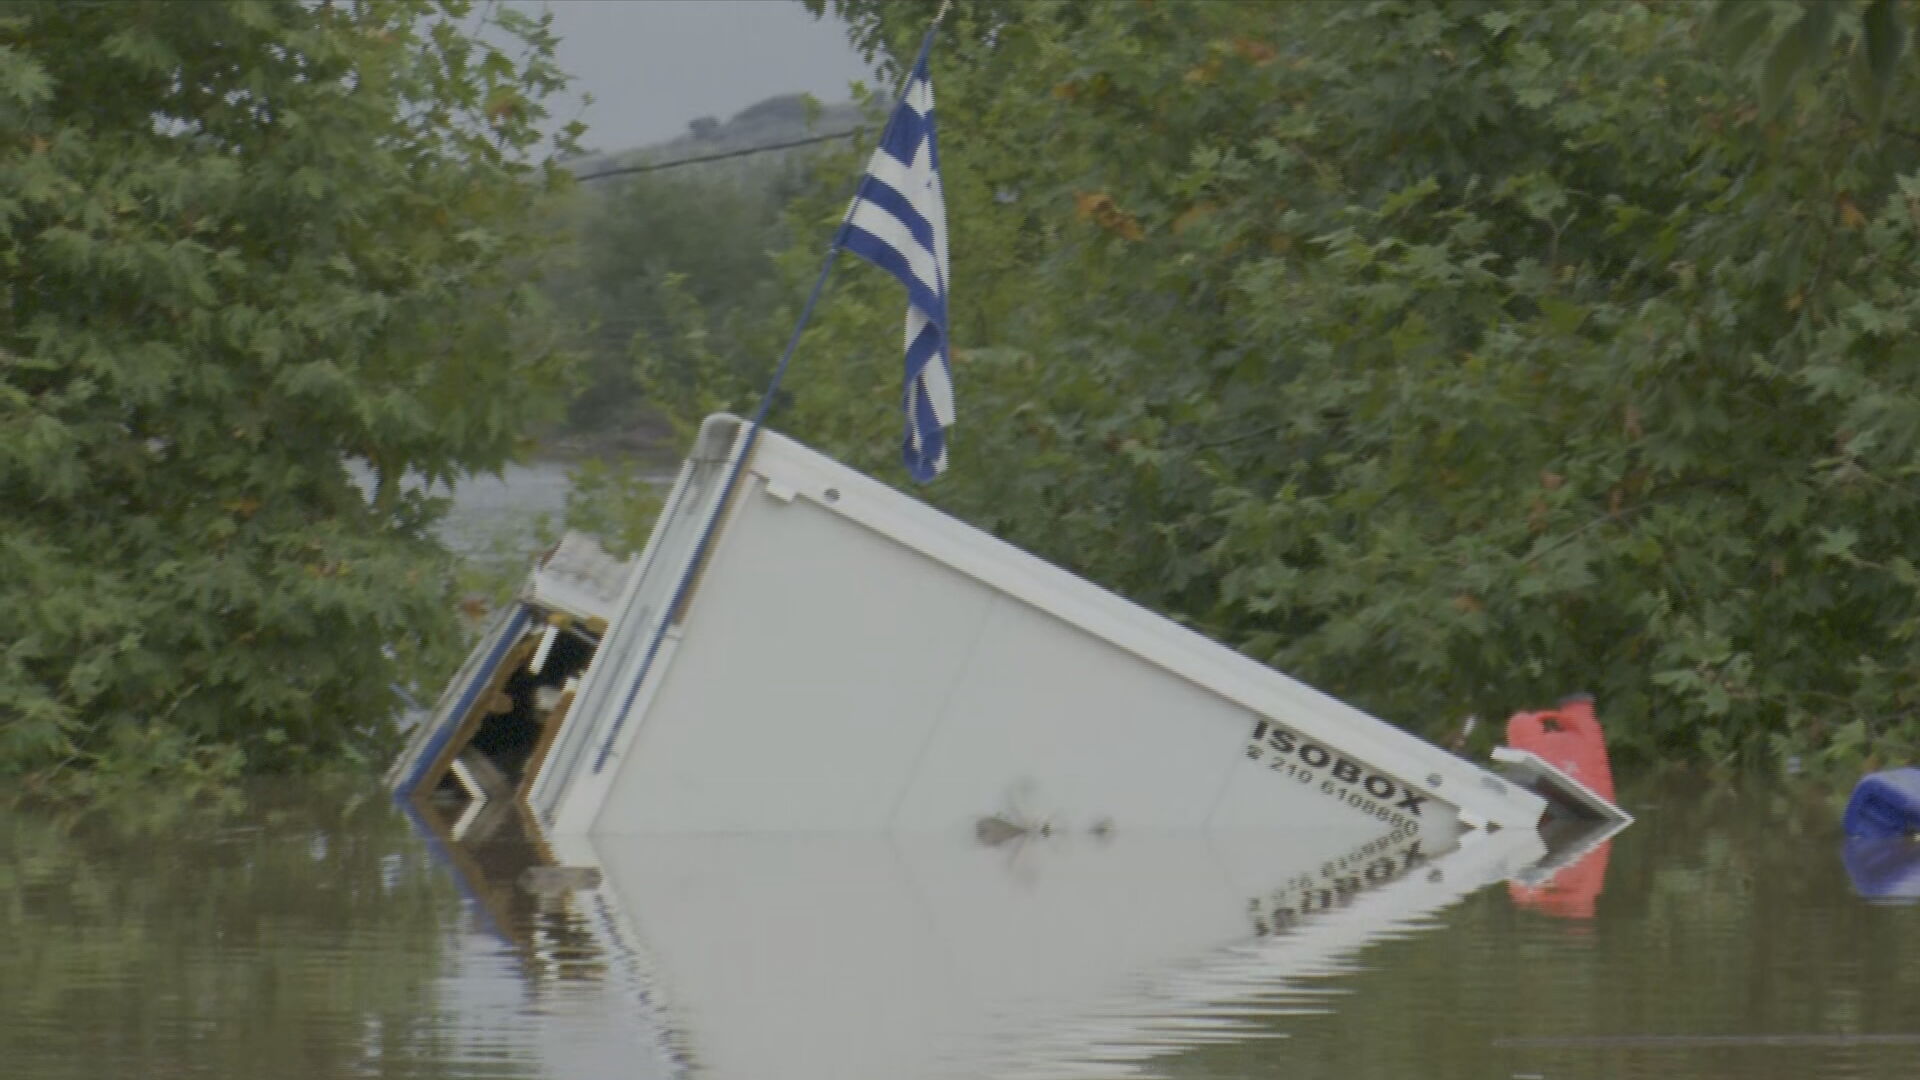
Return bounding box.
[1843,839,1920,902]
[1843,768,1920,840]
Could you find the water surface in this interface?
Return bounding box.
[4,779,1916,1079]
[347,457,674,563]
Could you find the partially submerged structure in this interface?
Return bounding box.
[386,531,631,839]
[393,411,1634,1075]
[391,414,1628,849]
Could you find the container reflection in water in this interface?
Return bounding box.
[408,786,1556,1080]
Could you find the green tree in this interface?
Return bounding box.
[707,0,1920,770]
[555,168,798,435]
[1708,0,1916,124]
[546,94,871,447]
[0,0,579,782]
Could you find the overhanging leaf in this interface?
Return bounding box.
[1863,0,1907,87]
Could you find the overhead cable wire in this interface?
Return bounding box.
[570,128,867,182]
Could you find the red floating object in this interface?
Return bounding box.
[1505,693,1615,804]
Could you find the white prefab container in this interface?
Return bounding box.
[524,414,1547,841]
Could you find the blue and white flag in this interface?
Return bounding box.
[835,41,953,482]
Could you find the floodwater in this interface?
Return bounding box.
[4,778,1918,1080]
[347,456,674,563]
[432,460,580,561]
[343,458,579,561]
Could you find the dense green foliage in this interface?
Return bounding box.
[644,0,1920,770]
[553,168,796,438]
[16,0,1920,783]
[1710,0,1915,123]
[546,96,862,443]
[0,1,578,782]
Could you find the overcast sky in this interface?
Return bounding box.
[538,0,875,154]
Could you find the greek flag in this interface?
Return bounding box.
[834,43,953,482]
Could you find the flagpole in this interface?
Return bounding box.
[591,11,950,774]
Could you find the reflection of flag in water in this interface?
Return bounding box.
[834,41,952,482]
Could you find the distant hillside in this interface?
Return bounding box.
[565,93,869,184]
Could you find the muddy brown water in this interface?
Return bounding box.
[3,777,1917,1079]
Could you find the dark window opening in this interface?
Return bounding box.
[428,614,601,815]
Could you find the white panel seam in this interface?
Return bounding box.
[1200,712,1254,828]
[885,591,1002,830]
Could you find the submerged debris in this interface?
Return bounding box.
[975,814,1053,847]
[518,865,602,896]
